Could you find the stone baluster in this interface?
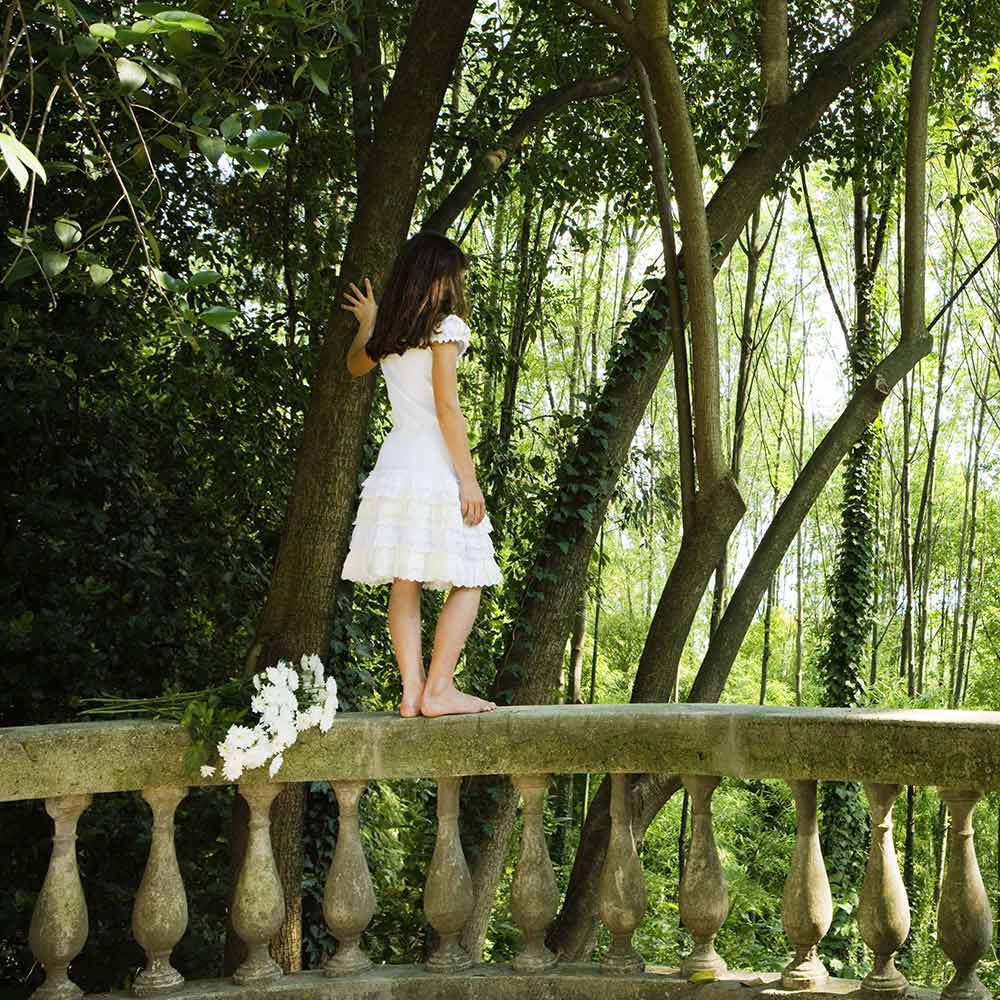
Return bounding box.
[424,776,474,972]
[131,786,188,996]
[323,781,377,976]
[858,783,910,997]
[29,793,92,1000]
[510,774,558,972]
[679,774,728,978]
[598,772,646,974]
[936,787,993,1000]
[781,779,832,989]
[231,782,285,985]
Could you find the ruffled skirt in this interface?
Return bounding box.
[341,427,503,591]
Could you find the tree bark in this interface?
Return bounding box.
[470,0,912,957]
[226,2,477,975]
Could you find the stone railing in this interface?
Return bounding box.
[2,704,999,1000]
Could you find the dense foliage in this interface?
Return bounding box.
[3,0,1000,995]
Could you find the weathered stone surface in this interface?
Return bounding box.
[936,787,993,1000]
[323,781,376,976]
[231,782,285,985]
[510,774,558,972]
[599,773,646,974]
[858,784,910,997]
[29,793,92,1000]
[781,780,832,990]
[84,965,942,1000]
[423,777,474,972]
[679,775,728,977]
[132,786,188,995]
[4,705,1000,802]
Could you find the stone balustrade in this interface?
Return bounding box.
[2,704,998,1000]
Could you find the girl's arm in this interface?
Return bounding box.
[431,342,486,526]
[342,278,378,377]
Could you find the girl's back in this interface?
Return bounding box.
[379,314,471,439]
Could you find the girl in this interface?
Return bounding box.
[340,231,502,718]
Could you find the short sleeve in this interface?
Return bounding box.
[430,314,471,359]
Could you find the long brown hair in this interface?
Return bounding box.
[364,231,469,362]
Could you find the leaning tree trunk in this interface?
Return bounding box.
[547,0,934,956]
[461,0,913,959]
[224,2,476,975]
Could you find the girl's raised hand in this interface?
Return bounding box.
[341,276,378,326]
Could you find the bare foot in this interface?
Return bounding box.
[420,686,497,717]
[400,680,425,718]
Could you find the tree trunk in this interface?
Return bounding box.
[953,384,986,707]
[225,2,477,974]
[470,0,913,956]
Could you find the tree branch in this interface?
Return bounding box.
[421,64,633,233]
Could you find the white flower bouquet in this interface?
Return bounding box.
[78,653,338,780]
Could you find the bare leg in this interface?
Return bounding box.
[388,578,425,717]
[420,586,497,717]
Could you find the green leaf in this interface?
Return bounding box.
[308,58,331,95]
[0,135,29,190]
[198,305,237,331]
[163,29,193,58]
[147,265,183,291]
[116,56,147,92]
[129,19,163,34]
[189,269,223,286]
[89,21,116,38]
[0,129,47,188]
[332,15,357,44]
[73,34,99,56]
[41,251,70,277]
[246,128,288,150]
[242,149,270,176]
[89,263,113,286]
[142,60,182,88]
[153,134,187,155]
[152,10,221,37]
[220,113,242,139]
[3,255,38,285]
[54,218,82,247]
[196,134,226,164]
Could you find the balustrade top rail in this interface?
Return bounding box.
[3,703,1000,802]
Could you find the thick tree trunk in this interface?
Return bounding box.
[468,0,912,957]
[225,3,477,975]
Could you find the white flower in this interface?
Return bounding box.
[212,653,337,781]
[306,653,325,690]
[242,734,273,770]
[200,765,217,778]
[296,704,323,730]
[220,725,257,753]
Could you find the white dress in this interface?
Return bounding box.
[340,313,503,591]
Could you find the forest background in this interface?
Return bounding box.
[3,0,1000,994]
